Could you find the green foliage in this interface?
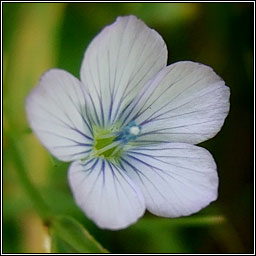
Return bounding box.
[50,216,108,253]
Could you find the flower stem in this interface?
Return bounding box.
[7,135,52,224]
[139,215,226,228]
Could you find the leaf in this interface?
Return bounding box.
[50,215,109,253]
[50,231,80,253]
[49,155,65,167]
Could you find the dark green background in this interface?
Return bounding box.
[3,2,254,253]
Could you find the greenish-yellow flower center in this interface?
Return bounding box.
[93,127,123,160]
[91,121,141,161]
[94,136,117,157]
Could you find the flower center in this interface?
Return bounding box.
[94,133,120,158]
[92,121,141,160]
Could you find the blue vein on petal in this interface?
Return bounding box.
[121,36,167,102]
[120,157,168,202]
[125,152,211,191]
[59,149,92,158]
[119,158,169,209]
[31,101,93,140]
[50,80,92,137]
[126,153,204,206]
[52,75,94,136]
[96,50,105,127]
[108,162,120,201]
[122,154,187,209]
[118,67,202,127]
[110,20,138,123]
[131,73,201,122]
[76,159,99,187]
[37,130,92,146]
[84,159,106,201]
[140,85,224,126]
[112,34,167,124]
[66,86,94,136]
[132,69,203,122]
[127,150,208,173]
[34,89,93,141]
[137,119,223,137]
[109,161,139,197]
[85,64,102,127]
[126,153,173,181]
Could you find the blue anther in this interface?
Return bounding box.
[115,121,141,144]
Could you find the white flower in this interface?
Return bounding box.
[26,15,230,230]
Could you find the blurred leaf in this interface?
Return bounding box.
[23,127,32,134]
[51,232,79,253]
[49,155,65,168]
[50,215,108,253]
[126,3,199,26]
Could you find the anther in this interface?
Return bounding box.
[115,121,141,144]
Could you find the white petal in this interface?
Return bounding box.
[68,158,145,230]
[121,143,218,217]
[26,69,93,162]
[120,61,230,144]
[80,15,167,127]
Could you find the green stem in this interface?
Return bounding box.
[7,135,52,223]
[138,215,226,228]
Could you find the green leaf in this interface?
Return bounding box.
[51,231,80,253]
[50,215,109,253]
[49,154,65,167]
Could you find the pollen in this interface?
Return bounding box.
[129,126,141,136]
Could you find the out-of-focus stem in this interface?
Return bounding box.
[7,135,52,224]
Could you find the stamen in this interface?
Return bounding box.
[92,121,141,159]
[92,141,121,156]
[97,133,117,139]
[109,144,124,157]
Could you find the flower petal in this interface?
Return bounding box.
[120,61,230,144]
[68,158,145,230]
[26,69,93,162]
[80,15,167,127]
[121,143,218,217]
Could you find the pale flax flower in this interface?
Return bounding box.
[26,16,230,230]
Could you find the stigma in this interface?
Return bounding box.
[115,121,141,144]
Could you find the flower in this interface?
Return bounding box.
[26,15,230,230]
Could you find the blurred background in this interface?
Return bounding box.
[3,2,254,253]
